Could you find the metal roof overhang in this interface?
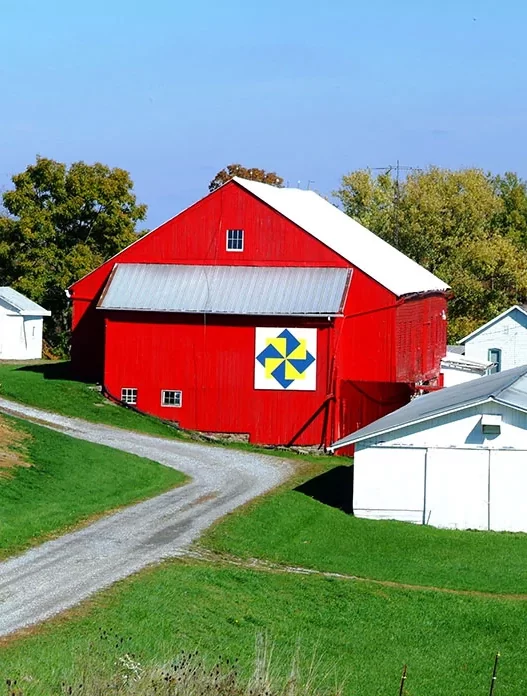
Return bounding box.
[97,264,352,317]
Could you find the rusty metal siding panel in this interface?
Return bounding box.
[98,264,351,316]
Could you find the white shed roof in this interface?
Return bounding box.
[0,287,51,316]
[331,364,527,450]
[234,178,450,298]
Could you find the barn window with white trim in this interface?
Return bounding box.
[162,390,182,407]
[226,229,244,251]
[121,388,137,405]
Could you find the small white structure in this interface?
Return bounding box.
[459,305,527,373]
[0,287,51,360]
[440,350,491,387]
[330,366,527,532]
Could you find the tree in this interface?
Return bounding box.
[209,164,283,192]
[334,167,527,341]
[0,157,147,354]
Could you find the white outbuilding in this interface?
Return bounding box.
[440,350,492,387]
[0,287,51,360]
[330,365,527,533]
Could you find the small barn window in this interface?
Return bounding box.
[488,348,501,374]
[121,388,137,405]
[226,229,244,251]
[162,390,182,407]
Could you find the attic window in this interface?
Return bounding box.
[481,414,502,435]
[226,229,244,251]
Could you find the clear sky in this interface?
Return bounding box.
[1,0,525,229]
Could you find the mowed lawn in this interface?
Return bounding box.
[0,361,182,438]
[0,415,185,558]
[1,560,525,696]
[204,485,527,595]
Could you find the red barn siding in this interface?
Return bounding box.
[104,313,333,446]
[395,294,447,383]
[69,179,449,447]
[71,180,349,378]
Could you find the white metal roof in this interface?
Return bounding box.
[234,178,450,297]
[330,364,527,450]
[441,351,492,371]
[0,287,51,316]
[98,264,351,316]
[458,305,527,344]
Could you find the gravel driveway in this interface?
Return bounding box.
[0,398,292,637]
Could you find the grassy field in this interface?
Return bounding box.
[0,560,524,696]
[203,482,527,595]
[0,361,184,438]
[0,414,185,558]
[0,361,336,467]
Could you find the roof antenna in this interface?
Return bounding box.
[297,180,301,188]
[307,180,315,190]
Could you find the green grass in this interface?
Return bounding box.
[0,361,185,438]
[0,361,336,466]
[203,483,527,595]
[1,560,525,696]
[0,415,185,558]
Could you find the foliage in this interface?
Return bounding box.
[209,164,284,192]
[334,167,527,340]
[0,414,184,559]
[0,157,147,354]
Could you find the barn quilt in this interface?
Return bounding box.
[255,328,317,390]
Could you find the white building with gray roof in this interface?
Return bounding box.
[330,365,527,533]
[0,287,51,360]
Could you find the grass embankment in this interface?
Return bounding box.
[0,361,336,466]
[0,362,183,439]
[204,481,527,595]
[0,414,185,558]
[1,561,525,696]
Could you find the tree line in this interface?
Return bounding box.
[1,158,526,355]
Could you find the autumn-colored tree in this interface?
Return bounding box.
[0,157,147,354]
[334,167,527,341]
[209,164,284,192]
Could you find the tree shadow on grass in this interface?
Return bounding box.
[15,361,94,384]
[295,465,354,514]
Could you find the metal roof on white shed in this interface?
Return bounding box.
[98,264,351,316]
[0,287,51,316]
[234,178,450,298]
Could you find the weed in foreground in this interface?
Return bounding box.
[4,635,346,696]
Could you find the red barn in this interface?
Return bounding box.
[70,178,449,447]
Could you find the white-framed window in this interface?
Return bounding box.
[161,390,182,407]
[226,229,244,251]
[121,387,137,405]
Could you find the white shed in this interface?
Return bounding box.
[459,305,527,373]
[440,350,491,387]
[0,287,51,360]
[330,365,527,532]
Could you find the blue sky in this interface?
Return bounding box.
[1,0,525,229]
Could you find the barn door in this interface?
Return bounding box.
[424,449,489,530]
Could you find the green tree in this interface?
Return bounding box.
[209,164,284,192]
[0,157,147,354]
[334,167,527,341]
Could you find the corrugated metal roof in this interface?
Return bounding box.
[233,178,450,298]
[0,287,51,316]
[98,264,351,316]
[331,364,527,450]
